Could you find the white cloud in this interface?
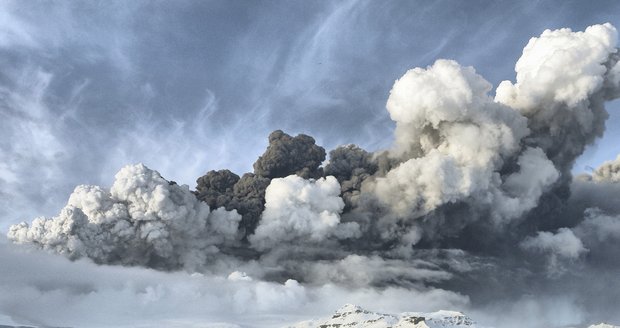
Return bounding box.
[250,175,359,250]
[0,238,468,328]
[7,164,241,271]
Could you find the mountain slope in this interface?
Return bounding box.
[288,304,476,328]
[288,304,620,328]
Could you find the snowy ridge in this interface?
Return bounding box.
[288,304,476,328]
[288,304,620,328]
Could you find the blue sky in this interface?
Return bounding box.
[1,0,620,231]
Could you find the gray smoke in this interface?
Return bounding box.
[194,169,270,235]
[195,169,240,209]
[7,23,620,328]
[324,144,378,210]
[253,130,326,179]
[195,130,326,235]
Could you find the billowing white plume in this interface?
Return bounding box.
[591,155,620,182]
[496,23,620,169]
[8,163,241,270]
[366,23,620,225]
[250,175,359,251]
[368,59,555,222]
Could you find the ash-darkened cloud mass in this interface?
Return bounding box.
[5,21,620,328]
[3,2,620,328]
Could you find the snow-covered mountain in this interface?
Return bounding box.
[288,304,477,328]
[288,304,620,328]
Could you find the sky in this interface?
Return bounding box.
[2,1,620,327]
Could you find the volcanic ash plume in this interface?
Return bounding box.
[496,23,620,172]
[194,130,325,236]
[7,23,620,326]
[370,58,554,224]
[250,175,360,251]
[9,164,242,270]
[253,129,326,180]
